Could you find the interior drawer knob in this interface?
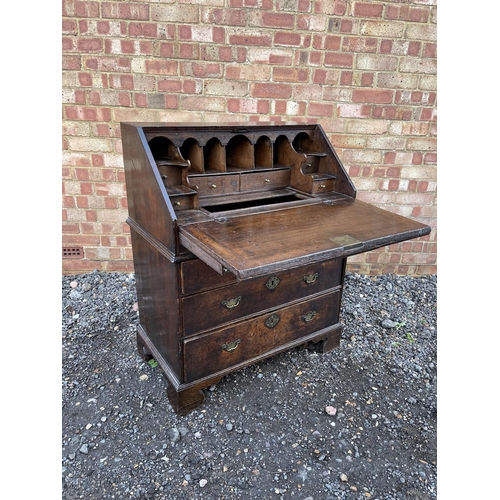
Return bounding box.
[301,311,317,323]
[222,339,241,352]
[210,183,217,189]
[221,296,242,309]
[303,272,319,284]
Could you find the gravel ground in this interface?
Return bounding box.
[62,270,437,500]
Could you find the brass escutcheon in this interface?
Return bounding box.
[222,339,240,352]
[301,311,317,323]
[265,276,281,290]
[303,272,319,284]
[222,296,242,309]
[265,314,280,329]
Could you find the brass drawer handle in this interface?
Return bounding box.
[265,178,271,183]
[222,339,240,352]
[302,311,317,323]
[211,183,217,189]
[303,272,318,284]
[174,201,181,206]
[222,296,242,309]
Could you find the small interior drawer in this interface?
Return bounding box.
[240,169,291,192]
[189,173,239,197]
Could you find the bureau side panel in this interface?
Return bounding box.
[130,227,181,379]
[121,123,177,254]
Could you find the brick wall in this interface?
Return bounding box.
[62,0,437,276]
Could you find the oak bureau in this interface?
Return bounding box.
[120,121,431,415]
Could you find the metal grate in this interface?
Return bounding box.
[62,247,83,259]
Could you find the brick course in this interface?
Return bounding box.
[62,0,437,276]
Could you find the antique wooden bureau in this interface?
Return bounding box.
[120,121,431,415]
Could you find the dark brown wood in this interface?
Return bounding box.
[181,258,343,335]
[180,258,237,295]
[120,121,432,415]
[166,376,222,416]
[183,290,341,381]
[178,200,430,280]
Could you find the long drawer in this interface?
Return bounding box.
[189,173,239,197]
[183,289,341,381]
[181,258,343,336]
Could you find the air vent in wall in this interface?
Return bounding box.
[62,247,83,259]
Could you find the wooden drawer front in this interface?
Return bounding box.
[171,194,195,211]
[183,290,341,381]
[180,258,237,295]
[311,178,335,194]
[240,169,290,192]
[182,258,343,335]
[190,174,239,197]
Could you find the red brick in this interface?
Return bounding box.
[101,2,149,20]
[342,36,378,52]
[78,72,93,86]
[180,44,200,59]
[145,60,178,75]
[273,67,309,83]
[385,5,429,23]
[182,62,222,78]
[340,19,353,33]
[380,40,392,54]
[354,2,384,18]
[324,52,353,67]
[97,21,110,35]
[251,83,292,99]
[274,32,302,46]
[63,55,81,70]
[128,23,157,38]
[372,106,412,121]
[408,41,421,56]
[62,260,105,273]
[76,38,102,52]
[63,1,100,18]
[340,71,352,85]
[62,19,77,35]
[65,106,112,122]
[63,196,76,208]
[107,260,134,272]
[229,34,272,46]
[361,72,374,86]
[423,43,437,58]
[203,8,246,26]
[309,102,334,117]
[262,12,295,28]
[352,89,393,103]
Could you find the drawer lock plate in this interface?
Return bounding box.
[265,276,281,290]
[264,314,280,329]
